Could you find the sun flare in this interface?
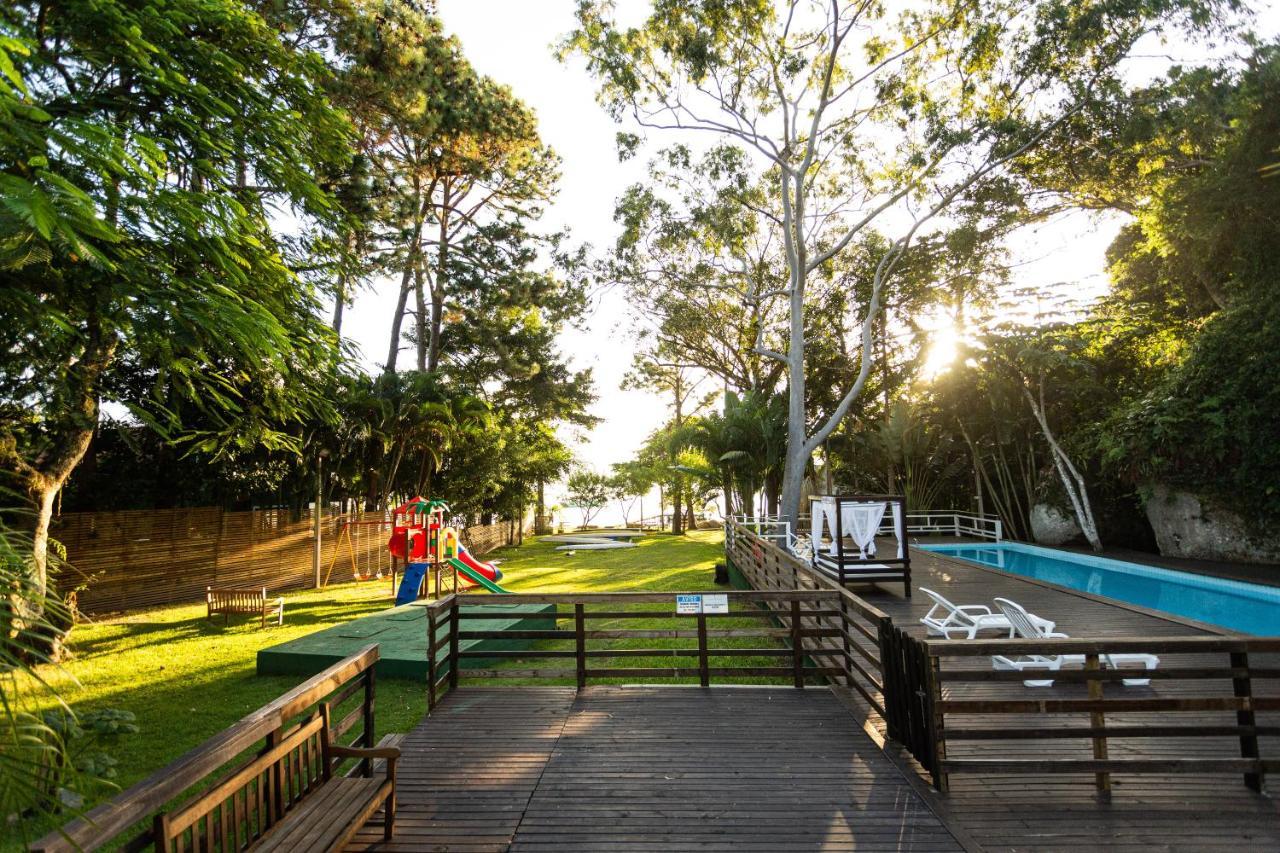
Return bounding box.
[922,321,962,380]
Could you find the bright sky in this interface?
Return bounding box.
[340,1,663,509]
[336,1,1256,515]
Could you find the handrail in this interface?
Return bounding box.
[906,629,1280,796]
[723,519,893,718]
[732,510,1003,541]
[426,587,854,693]
[32,644,380,853]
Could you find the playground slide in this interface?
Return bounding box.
[455,543,504,582]
[448,558,510,593]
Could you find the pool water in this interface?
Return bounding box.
[921,542,1280,635]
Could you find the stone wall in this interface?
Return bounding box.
[1144,485,1280,564]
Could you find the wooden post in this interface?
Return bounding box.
[791,599,804,688]
[426,607,438,713]
[879,621,901,742]
[697,613,710,687]
[927,652,948,793]
[362,668,376,778]
[839,596,853,688]
[1231,650,1263,792]
[448,599,460,690]
[313,457,323,589]
[575,603,586,690]
[266,728,284,826]
[1085,653,1111,801]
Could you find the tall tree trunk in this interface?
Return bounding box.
[428,182,450,373]
[332,231,354,336]
[1021,381,1102,551]
[535,479,547,534]
[3,312,116,659]
[332,280,346,335]
[385,258,414,374]
[413,254,428,372]
[387,181,428,374]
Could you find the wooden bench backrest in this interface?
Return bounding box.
[154,710,332,852]
[207,587,267,611]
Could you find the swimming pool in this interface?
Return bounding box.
[921,542,1280,635]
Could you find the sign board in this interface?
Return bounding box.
[702,594,729,615]
[675,594,702,615]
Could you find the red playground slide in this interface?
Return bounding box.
[454,543,504,587]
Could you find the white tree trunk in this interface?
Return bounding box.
[1021,384,1102,552]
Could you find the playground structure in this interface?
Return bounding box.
[387,497,508,604]
[324,497,510,602]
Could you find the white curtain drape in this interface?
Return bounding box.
[839,501,887,559]
[892,501,905,558]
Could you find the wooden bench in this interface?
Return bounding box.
[153,705,398,852]
[207,586,284,627]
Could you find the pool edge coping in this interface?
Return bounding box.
[919,548,1240,637]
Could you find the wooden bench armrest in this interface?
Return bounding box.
[330,745,401,761]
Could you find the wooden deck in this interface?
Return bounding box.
[347,686,962,852]
[344,546,1279,851]
[849,548,1280,852]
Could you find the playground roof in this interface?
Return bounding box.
[394,496,450,515]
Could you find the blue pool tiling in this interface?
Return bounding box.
[921,542,1280,635]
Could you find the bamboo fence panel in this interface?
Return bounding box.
[52,509,529,614]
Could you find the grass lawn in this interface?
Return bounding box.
[12,529,726,847]
[469,528,790,688]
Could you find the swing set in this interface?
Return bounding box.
[325,516,396,589]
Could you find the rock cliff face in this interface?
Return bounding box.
[1030,502,1084,546]
[1144,485,1280,564]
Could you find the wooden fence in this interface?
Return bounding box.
[31,645,382,853]
[420,590,869,712]
[725,518,891,718]
[725,519,1280,795]
[52,508,529,614]
[923,635,1280,797]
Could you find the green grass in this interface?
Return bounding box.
[498,528,724,593]
[11,530,730,846]
[467,529,791,688]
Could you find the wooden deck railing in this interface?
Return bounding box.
[921,635,1280,797]
[725,518,892,719]
[726,519,1280,797]
[32,645,381,853]
[422,590,886,708]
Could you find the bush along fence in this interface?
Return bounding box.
[52,507,529,614]
[725,519,1280,797]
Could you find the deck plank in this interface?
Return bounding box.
[844,549,1280,852]
[347,685,960,851]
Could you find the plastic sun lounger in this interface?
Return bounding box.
[991,597,1160,687]
[919,588,1055,640]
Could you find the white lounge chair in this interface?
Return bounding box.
[991,597,1160,687]
[919,588,1055,639]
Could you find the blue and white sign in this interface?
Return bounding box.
[675,594,702,615]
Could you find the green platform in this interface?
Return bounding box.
[255,599,557,681]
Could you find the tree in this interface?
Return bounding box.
[565,469,611,529]
[623,353,711,533]
[608,462,653,528]
[0,0,349,629]
[565,0,1236,526]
